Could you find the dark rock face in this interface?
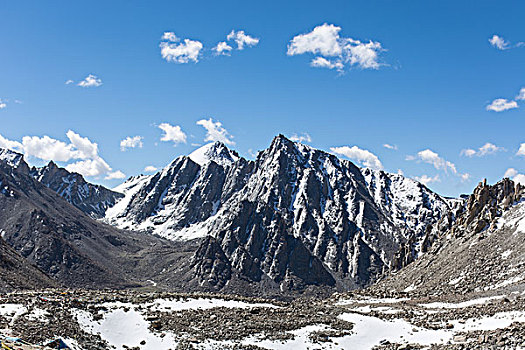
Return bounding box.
[0,148,196,290]
[30,161,123,218]
[0,236,57,292]
[106,136,456,293]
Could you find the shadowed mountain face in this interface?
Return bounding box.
[105,135,458,293]
[0,236,57,292]
[0,149,196,290]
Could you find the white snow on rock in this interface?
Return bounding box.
[188,142,239,167]
[75,308,178,350]
[0,149,23,168]
[420,295,505,309]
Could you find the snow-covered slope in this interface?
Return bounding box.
[105,136,457,292]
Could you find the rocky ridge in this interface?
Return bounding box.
[105,135,457,293]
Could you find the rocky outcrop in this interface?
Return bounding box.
[30,161,123,218]
[371,178,525,297]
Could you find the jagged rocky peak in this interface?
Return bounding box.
[105,134,459,293]
[29,160,123,218]
[454,178,524,235]
[188,141,241,167]
[0,148,28,171]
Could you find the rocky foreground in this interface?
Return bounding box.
[2,288,525,349]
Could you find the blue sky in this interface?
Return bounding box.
[1,0,524,196]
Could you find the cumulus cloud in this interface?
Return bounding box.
[407,148,470,181]
[105,170,126,180]
[289,133,312,143]
[383,144,397,150]
[310,57,344,70]
[77,74,103,87]
[120,136,143,151]
[486,98,518,112]
[0,131,123,179]
[226,30,259,50]
[22,135,75,162]
[517,88,525,101]
[461,142,505,157]
[213,41,233,55]
[489,35,510,50]
[65,80,74,85]
[414,174,440,185]
[144,165,158,172]
[413,149,457,173]
[0,99,6,109]
[517,143,525,157]
[330,145,383,170]
[158,123,187,145]
[504,168,525,186]
[196,118,235,146]
[160,32,203,63]
[287,23,385,72]
[0,134,22,152]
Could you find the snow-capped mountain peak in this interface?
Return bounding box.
[188,142,241,167]
[0,148,24,169]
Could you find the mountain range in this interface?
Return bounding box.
[0,135,523,298]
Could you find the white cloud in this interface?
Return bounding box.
[65,80,74,85]
[461,142,505,157]
[517,88,525,101]
[0,99,7,109]
[461,173,471,182]
[158,123,187,145]
[22,135,75,162]
[330,145,383,170]
[77,74,102,87]
[289,133,312,143]
[105,170,126,180]
[288,23,343,57]
[414,149,457,174]
[213,41,233,55]
[66,158,111,177]
[504,168,525,186]
[162,32,179,42]
[310,57,344,70]
[345,38,383,69]
[1,131,123,179]
[486,98,518,112]
[408,148,470,181]
[287,23,384,72]
[66,130,99,159]
[489,35,510,50]
[120,136,143,151]
[414,174,440,185]
[515,174,525,186]
[144,165,158,172]
[196,118,235,145]
[383,144,397,150]
[517,143,525,157]
[0,134,23,152]
[504,168,518,178]
[226,30,259,50]
[160,32,203,63]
